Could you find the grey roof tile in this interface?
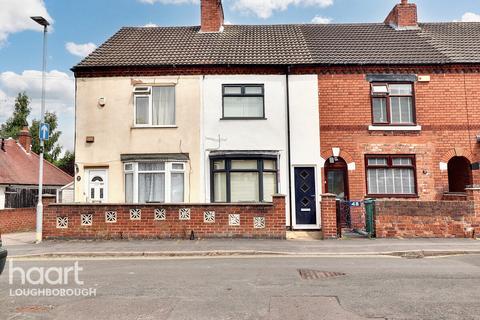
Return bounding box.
[73,22,480,70]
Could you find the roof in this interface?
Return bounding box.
[0,139,73,186]
[73,22,480,70]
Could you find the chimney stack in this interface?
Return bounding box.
[200,0,224,33]
[18,126,32,153]
[384,0,418,30]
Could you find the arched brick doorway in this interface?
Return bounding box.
[448,156,472,192]
[324,157,349,200]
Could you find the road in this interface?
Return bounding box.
[1,255,479,320]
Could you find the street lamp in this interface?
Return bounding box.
[31,16,49,243]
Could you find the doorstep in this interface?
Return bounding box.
[287,231,323,241]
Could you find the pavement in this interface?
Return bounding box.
[2,232,480,259]
[1,255,480,319]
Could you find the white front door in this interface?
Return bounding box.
[86,169,108,203]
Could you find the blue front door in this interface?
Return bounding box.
[294,167,317,225]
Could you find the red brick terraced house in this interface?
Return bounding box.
[69,0,480,236]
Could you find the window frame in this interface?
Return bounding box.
[124,161,186,203]
[210,156,278,203]
[370,82,416,126]
[221,84,266,120]
[364,154,418,198]
[133,85,176,127]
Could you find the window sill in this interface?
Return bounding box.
[366,194,419,199]
[220,117,267,121]
[132,125,178,129]
[368,125,421,131]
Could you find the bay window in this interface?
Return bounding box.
[134,86,175,126]
[366,155,417,197]
[124,161,185,203]
[371,83,415,125]
[211,158,277,203]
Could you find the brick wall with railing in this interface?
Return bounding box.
[42,195,286,240]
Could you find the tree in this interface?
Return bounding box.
[30,111,63,163]
[0,92,31,138]
[56,151,75,176]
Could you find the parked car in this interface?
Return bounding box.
[0,234,7,275]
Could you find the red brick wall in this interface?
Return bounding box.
[42,195,286,240]
[201,0,224,32]
[319,73,480,227]
[320,194,338,239]
[384,1,418,28]
[375,200,476,238]
[0,208,36,234]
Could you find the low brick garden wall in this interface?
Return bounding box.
[0,208,36,234]
[375,200,477,238]
[42,195,286,240]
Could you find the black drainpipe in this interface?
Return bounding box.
[285,66,293,230]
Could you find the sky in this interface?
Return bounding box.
[1,0,480,152]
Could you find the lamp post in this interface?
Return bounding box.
[31,16,50,243]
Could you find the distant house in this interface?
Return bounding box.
[0,127,73,209]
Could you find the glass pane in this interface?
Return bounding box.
[125,163,133,171]
[214,172,227,202]
[125,173,133,203]
[390,97,413,123]
[368,168,415,195]
[264,160,276,170]
[327,170,345,199]
[372,98,387,123]
[372,85,388,94]
[135,96,149,125]
[231,160,257,170]
[368,158,387,166]
[213,160,225,170]
[172,163,184,170]
[138,173,165,203]
[171,173,184,202]
[224,86,242,95]
[263,172,277,202]
[389,84,412,95]
[223,97,264,118]
[100,188,104,199]
[139,162,165,171]
[244,86,263,95]
[231,172,259,202]
[393,158,412,166]
[90,188,95,199]
[152,86,175,125]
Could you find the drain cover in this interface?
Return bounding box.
[298,269,346,280]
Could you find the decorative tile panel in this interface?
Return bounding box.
[56,217,68,229]
[81,214,93,226]
[154,209,166,221]
[229,214,240,226]
[105,211,117,223]
[130,209,141,220]
[204,211,215,223]
[254,217,266,229]
[179,208,191,221]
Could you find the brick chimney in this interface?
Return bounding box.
[18,126,32,153]
[200,0,224,33]
[384,0,418,30]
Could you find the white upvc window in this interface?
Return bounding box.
[124,161,186,203]
[133,86,176,127]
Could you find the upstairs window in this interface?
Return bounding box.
[371,83,415,125]
[366,155,417,197]
[134,86,175,126]
[222,85,265,119]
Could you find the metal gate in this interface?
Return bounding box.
[336,199,376,238]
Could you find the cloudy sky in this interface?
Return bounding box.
[1,0,479,151]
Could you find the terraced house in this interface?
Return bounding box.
[71,0,480,235]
